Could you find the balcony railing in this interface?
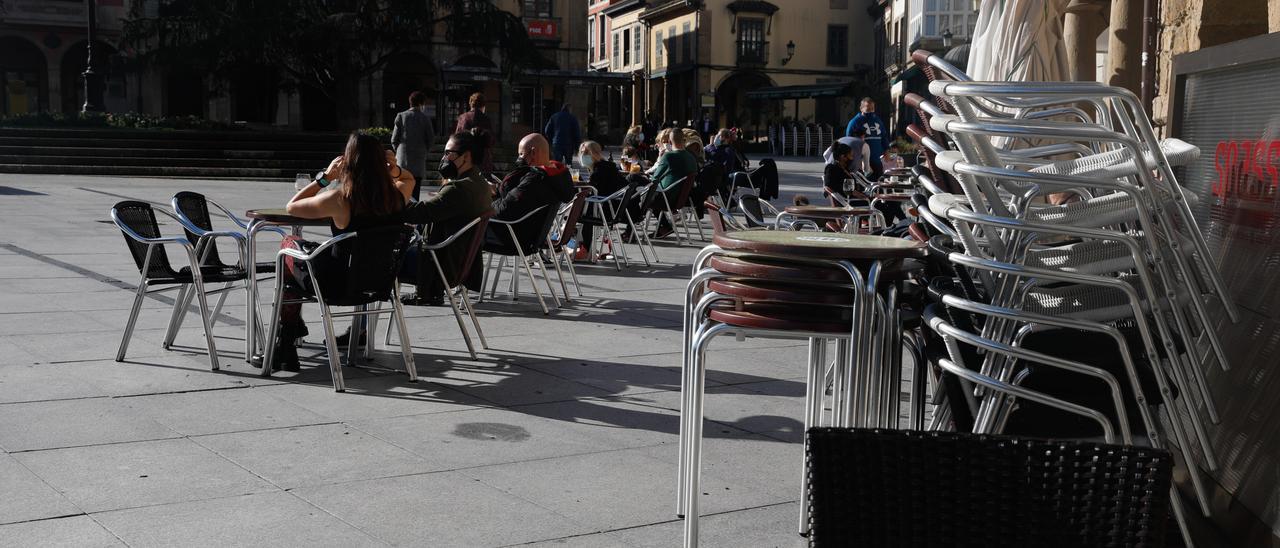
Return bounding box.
[737,40,769,66]
[882,43,904,76]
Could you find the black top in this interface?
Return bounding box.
[491,162,575,247]
[588,160,627,197]
[823,163,851,196]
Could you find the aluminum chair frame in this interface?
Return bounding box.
[262,230,417,392]
[379,215,491,360]
[583,186,633,269]
[546,191,590,299]
[483,204,559,315]
[111,205,221,371]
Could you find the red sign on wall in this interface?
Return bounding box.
[527,19,559,40]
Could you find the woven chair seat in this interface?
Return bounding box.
[1021,276,1142,322]
[1027,138,1198,180]
[1025,239,1136,275]
[806,428,1173,548]
[147,265,247,286]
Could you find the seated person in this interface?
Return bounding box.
[647,128,699,238]
[823,141,903,225]
[682,128,706,167]
[396,129,496,305]
[576,140,627,261]
[619,145,647,173]
[266,131,415,369]
[704,128,744,175]
[486,133,575,250]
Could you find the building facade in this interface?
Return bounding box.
[0,0,141,117]
[1,0,615,144]
[621,0,878,143]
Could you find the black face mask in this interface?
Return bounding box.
[515,156,529,168]
[439,158,460,179]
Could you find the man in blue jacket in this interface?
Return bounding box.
[543,104,582,165]
[845,97,888,180]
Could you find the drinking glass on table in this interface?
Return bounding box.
[295,173,311,192]
[570,168,581,183]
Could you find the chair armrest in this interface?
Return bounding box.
[489,204,550,225]
[419,216,485,251]
[111,209,196,250]
[278,231,360,262]
[207,199,253,230]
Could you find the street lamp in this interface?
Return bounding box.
[81,0,105,113]
[941,28,954,49]
[781,40,796,65]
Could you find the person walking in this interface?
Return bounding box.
[391,91,436,200]
[543,104,582,165]
[844,97,888,180]
[454,92,495,173]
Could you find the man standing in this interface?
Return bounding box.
[391,91,436,199]
[845,97,888,180]
[543,104,582,165]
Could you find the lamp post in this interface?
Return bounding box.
[941,28,954,49]
[81,0,106,113]
[780,40,796,66]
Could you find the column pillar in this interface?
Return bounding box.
[631,71,644,127]
[1105,0,1143,95]
[1064,0,1106,83]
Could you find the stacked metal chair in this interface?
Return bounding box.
[903,49,1237,542]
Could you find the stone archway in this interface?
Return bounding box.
[60,40,119,114]
[381,51,437,127]
[714,70,775,130]
[0,36,47,115]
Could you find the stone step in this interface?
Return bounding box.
[0,163,298,180]
[0,155,328,169]
[0,147,334,161]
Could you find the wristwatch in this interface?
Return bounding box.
[313,170,330,188]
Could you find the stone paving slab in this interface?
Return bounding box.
[93,491,385,548]
[0,452,81,525]
[14,437,277,513]
[0,515,125,547]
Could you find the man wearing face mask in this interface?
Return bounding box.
[396,129,495,305]
[704,128,743,175]
[487,133,576,248]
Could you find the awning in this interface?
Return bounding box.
[443,65,633,85]
[744,82,848,100]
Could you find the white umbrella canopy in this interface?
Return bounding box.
[967,0,1071,83]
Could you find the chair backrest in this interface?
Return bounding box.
[807,427,1173,547]
[172,191,228,267]
[310,224,413,306]
[112,200,178,280]
[705,201,727,235]
[738,194,767,228]
[670,173,697,211]
[455,210,494,284]
[551,189,591,247]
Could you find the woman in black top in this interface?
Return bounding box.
[576,140,628,261]
[263,131,414,369]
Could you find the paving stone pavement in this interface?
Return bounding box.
[0,163,861,547]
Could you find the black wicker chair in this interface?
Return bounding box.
[112,200,244,370]
[166,191,281,350]
[262,224,417,391]
[806,428,1173,548]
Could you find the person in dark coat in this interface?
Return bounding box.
[454,92,496,173]
[575,140,628,261]
[486,134,576,251]
[396,129,495,305]
[391,91,436,200]
[543,104,582,165]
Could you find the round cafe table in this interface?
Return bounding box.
[712,229,924,260]
[243,208,331,368]
[782,205,884,234]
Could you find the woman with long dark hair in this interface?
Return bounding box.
[261,131,415,370]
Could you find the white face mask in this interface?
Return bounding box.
[638,133,645,141]
[579,154,594,169]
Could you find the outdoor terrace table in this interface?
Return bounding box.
[243,208,331,367]
[783,205,880,233]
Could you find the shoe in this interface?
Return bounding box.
[620,229,634,242]
[573,247,590,262]
[252,338,299,372]
[653,226,675,239]
[334,328,366,347]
